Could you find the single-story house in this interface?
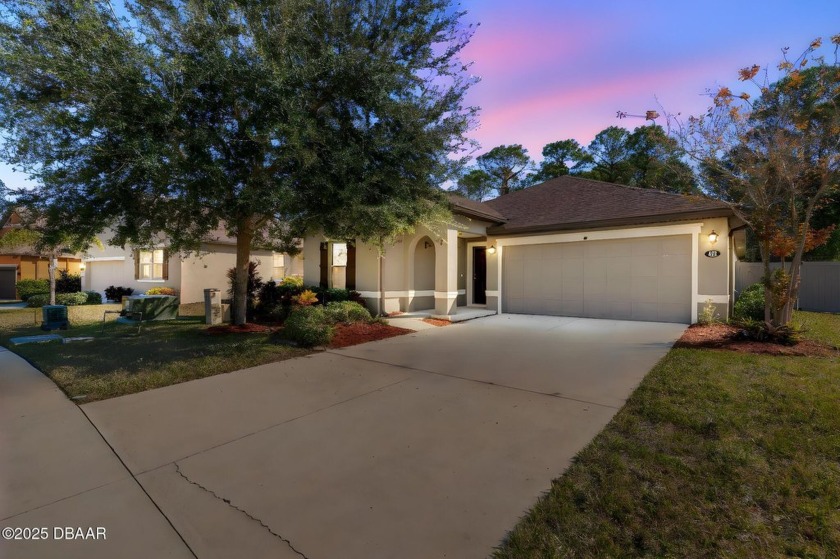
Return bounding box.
[82,229,303,303]
[0,211,83,298]
[303,176,741,324]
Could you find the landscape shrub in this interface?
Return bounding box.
[348,290,366,307]
[105,285,134,302]
[733,283,765,322]
[16,279,49,301]
[55,270,82,293]
[27,292,88,307]
[279,275,304,289]
[295,289,318,306]
[324,301,371,324]
[84,291,103,305]
[255,279,300,322]
[145,287,178,296]
[283,305,333,347]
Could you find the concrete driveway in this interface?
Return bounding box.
[3,315,685,559]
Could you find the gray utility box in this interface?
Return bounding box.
[204,288,223,325]
[42,305,69,331]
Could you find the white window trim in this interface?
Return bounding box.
[137,279,166,283]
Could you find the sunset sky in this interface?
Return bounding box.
[457,0,840,159]
[1,1,839,190]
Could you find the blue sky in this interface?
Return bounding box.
[2,0,839,190]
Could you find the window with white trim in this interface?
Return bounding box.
[272,253,285,280]
[138,249,165,280]
[332,243,348,267]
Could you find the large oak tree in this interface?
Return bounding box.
[0,0,477,324]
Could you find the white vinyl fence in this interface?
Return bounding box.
[735,261,840,313]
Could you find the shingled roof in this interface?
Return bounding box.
[481,176,731,235]
[448,193,507,223]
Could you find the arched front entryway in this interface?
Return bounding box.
[412,236,436,311]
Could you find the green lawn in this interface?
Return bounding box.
[495,311,840,558]
[1,317,310,402]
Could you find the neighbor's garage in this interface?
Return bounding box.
[0,265,17,300]
[502,235,692,323]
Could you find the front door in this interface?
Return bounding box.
[473,247,487,305]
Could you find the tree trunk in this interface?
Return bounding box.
[760,237,772,328]
[49,256,57,306]
[233,216,255,326]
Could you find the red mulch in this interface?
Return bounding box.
[205,323,274,335]
[422,318,452,327]
[328,322,412,348]
[675,323,839,357]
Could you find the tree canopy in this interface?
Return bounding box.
[0,0,477,323]
[676,36,840,329]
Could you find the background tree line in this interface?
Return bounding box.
[452,123,698,201]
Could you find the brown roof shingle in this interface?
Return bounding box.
[448,193,507,223]
[482,176,731,235]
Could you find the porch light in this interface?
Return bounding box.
[708,230,719,245]
[487,245,496,255]
[79,263,86,272]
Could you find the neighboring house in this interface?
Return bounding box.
[303,176,739,324]
[82,229,303,303]
[0,210,83,297]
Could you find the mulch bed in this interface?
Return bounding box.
[675,322,839,357]
[422,318,452,327]
[328,322,412,348]
[205,323,274,335]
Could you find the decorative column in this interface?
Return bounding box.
[433,228,459,316]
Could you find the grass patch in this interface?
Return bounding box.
[495,311,840,558]
[794,311,840,347]
[1,317,310,402]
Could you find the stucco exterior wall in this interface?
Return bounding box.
[179,244,276,304]
[82,235,181,299]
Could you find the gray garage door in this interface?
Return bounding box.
[503,235,692,323]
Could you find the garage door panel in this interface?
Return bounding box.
[656,303,688,323]
[562,277,584,300]
[631,302,661,321]
[631,255,660,277]
[606,275,631,298]
[503,235,692,324]
[562,244,584,259]
[559,298,584,316]
[542,245,564,260]
[658,281,690,304]
[561,258,583,278]
[662,237,691,255]
[661,254,691,276]
[608,301,633,320]
[584,257,607,279]
[584,276,607,298]
[630,279,659,303]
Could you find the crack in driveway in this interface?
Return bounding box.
[174,462,310,559]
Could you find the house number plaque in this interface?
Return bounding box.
[704,250,721,258]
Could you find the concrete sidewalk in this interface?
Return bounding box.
[0,347,194,559]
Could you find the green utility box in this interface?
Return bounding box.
[41,305,69,331]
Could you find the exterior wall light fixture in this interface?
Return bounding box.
[487,245,496,255]
[708,230,719,245]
